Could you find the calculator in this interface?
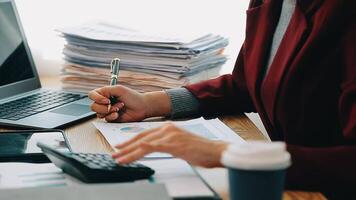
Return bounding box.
[37,142,155,183]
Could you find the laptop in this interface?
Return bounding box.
[0,0,95,129]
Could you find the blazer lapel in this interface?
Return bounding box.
[243,0,324,130]
[243,0,283,109]
[297,0,324,16]
[261,3,308,125]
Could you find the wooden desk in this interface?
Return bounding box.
[0,77,327,200]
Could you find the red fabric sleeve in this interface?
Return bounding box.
[184,46,256,116]
[285,19,356,197]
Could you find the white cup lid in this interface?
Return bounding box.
[221,141,291,171]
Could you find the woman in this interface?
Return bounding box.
[89,0,355,198]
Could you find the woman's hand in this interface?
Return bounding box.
[88,85,172,122]
[112,123,228,168]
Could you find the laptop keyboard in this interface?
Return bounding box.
[0,91,86,121]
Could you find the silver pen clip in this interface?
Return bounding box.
[108,58,121,112]
[110,58,120,80]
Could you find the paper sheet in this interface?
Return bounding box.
[59,22,189,44]
[0,183,171,200]
[139,158,215,198]
[0,160,217,199]
[93,117,244,158]
[0,163,79,189]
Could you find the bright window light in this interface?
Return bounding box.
[15,0,248,76]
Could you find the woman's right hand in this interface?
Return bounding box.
[88,85,172,122]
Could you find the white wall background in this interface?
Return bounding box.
[15,0,249,76]
[14,0,268,136]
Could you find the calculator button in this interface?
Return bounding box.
[71,155,88,163]
[86,163,102,169]
[91,160,102,164]
[101,154,112,159]
[98,163,111,168]
[107,163,118,167]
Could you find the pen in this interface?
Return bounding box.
[108,58,120,112]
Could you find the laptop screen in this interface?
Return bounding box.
[0,1,35,87]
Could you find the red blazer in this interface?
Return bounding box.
[185,0,356,196]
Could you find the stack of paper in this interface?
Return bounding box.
[58,22,228,92]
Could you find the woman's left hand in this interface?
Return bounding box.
[112,123,228,168]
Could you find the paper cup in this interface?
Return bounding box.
[221,142,291,200]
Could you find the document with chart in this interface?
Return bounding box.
[93,118,245,158]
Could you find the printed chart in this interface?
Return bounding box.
[93,118,244,158]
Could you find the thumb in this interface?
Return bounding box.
[88,85,126,104]
[97,85,127,99]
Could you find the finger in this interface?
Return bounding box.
[91,103,119,114]
[116,139,173,164]
[94,102,125,119]
[96,113,106,118]
[97,112,118,119]
[142,137,177,155]
[116,148,149,164]
[96,86,126,100]
[114,126,161,149]
[135,132,189,157]
[136,139,169,153]
[105,112,119,122]
[114,123,177,149]
[88,89,110,104]
[112,131,163,158]
[110,102,125,111]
